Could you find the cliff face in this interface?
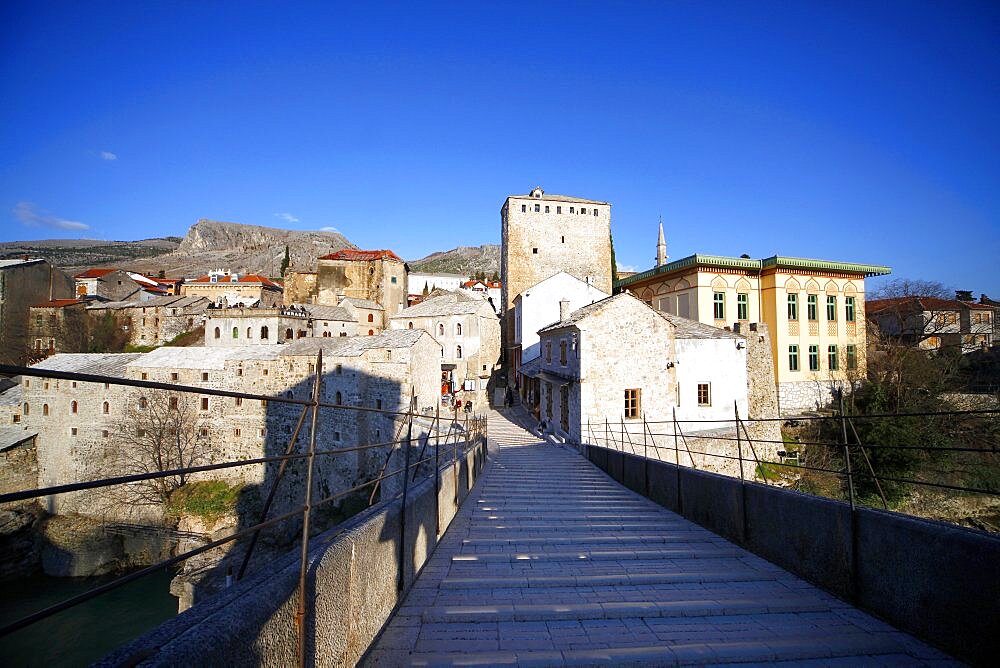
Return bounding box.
[409,244,500,276]
[125,219,356,277]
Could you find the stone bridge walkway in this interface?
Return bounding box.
[364,409,953,666]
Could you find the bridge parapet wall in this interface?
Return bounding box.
[586,444,999,667]
[98,440,489,667]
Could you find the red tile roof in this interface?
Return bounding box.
[318,249,403,262]
[188,273,282,288]
[74,268,118,279]
[32,299,85,308]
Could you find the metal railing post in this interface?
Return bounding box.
[839,393,858,602]
[296,350,323,668]
[643,414,649,496]
[673,408,682,513]
[398,391,414,592]
[735,401,748,544]
[434,404,441,535]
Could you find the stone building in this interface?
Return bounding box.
[204,304,358,346]
[527,293,780,477]
[27,299,89,360]
[181,270,282,307]
[86,295,210,347]
[867,296,993,354]
[462,280,502,314]
[0,258,75,365]
[617,244,891,413]
[500,187,612,366]
[339,297,386,335]
[18,330,441,522]
[310,249,408,315]
[389,291,500,407]
[512,271,609,397]
[74,268,170,301]
[283,271,318,305]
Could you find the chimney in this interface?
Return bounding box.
[559,299,570,322]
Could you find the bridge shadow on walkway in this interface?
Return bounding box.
[363,410,956,666]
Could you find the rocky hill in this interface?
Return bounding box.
[409,244,500,276]
[137,219,356,277]
[0,237,181,270]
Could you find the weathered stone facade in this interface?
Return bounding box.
[27,300,89,359]
[283,271,318,305]
[0,258,75,365]
[204,304,358,346]
[501,187,612,365]
[314,250,407,315]
[87,295,209,347]
[389,291,501,406]
[18,331,442,523]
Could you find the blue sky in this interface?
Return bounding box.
[2,1,998,295]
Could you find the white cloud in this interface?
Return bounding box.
[319,226,339,233]
[275,212,299,224]
[14,202,89,231]
[616,263,637,273]
[100,151,118,161]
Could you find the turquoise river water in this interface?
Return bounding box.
[1,570,176,667]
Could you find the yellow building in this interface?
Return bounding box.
[617,254,890,413]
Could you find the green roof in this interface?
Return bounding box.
[616,253,891,289]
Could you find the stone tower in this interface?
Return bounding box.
[500,186,612,368]
[656,218,668,267]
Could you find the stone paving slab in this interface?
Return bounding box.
[362,409,956,666]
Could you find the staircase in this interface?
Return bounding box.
[362,410,952,666]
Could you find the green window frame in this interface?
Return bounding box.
[788,345,799,371]
[827,296,837,321]
[713,292,725,320]
[808,345,819,371]
[828,345,839,371]
[787,294,798,321]
[807,294,818,321]
[845,296,856,322]
[737,293,749,321]
[846,344,857,370]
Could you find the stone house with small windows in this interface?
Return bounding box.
[500,187,613,371]
[527,293,780,477]
[339,297,386,335]
[86,295,210,347]
[16,330,441,522]
[307,249,408,315]
[867,296,993,354]
[204,304,359,346]
[26,299,89,360]
[0,257,75,365]
[388,291,501,406]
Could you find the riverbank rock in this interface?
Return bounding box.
[0,504,45,580]
[40,514,175,577]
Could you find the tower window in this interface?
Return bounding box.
[534,204,540,212]
[557,206,562,214]
[593,209,598,216]
[561,236,565,243]
[581,208,587,214]
[521,205,526,212]
[544,205,549,213]
[532,248,538,254]
[569,207,575,213]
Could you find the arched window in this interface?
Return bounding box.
[43,404,49,416]
[71,400,78,414]
[261,326,269,339]
[323,332,330,337]
[139,397,147,409]
[247,327,252,338]
[368,329,374,336]
[456,345,463,359]
[285,328,293,340]
[407,321,413,329]
[214,327,221,339]
[232,327,239,339]
[456,322,463,335]
[367,313,374,323]
[103,401,109,414]
[438,323,445,336]
[335,391,342,405]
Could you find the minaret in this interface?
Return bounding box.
[656,216,667,267]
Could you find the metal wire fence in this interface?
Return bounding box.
[0,356,487,667]
[584,400,1000,513]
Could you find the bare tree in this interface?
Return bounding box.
[871,278,953,300]
[105,391,209,513]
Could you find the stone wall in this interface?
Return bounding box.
[282,271,317,305]
[0,260,74,365]
[316,257,407,314]
[0,436,37,496]
[778,379,845,414]
[734,322,783,448]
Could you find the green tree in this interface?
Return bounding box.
[279,245,290,277]
[89,311,129,353]
[610,232,619,292]
[490,270,500,283]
